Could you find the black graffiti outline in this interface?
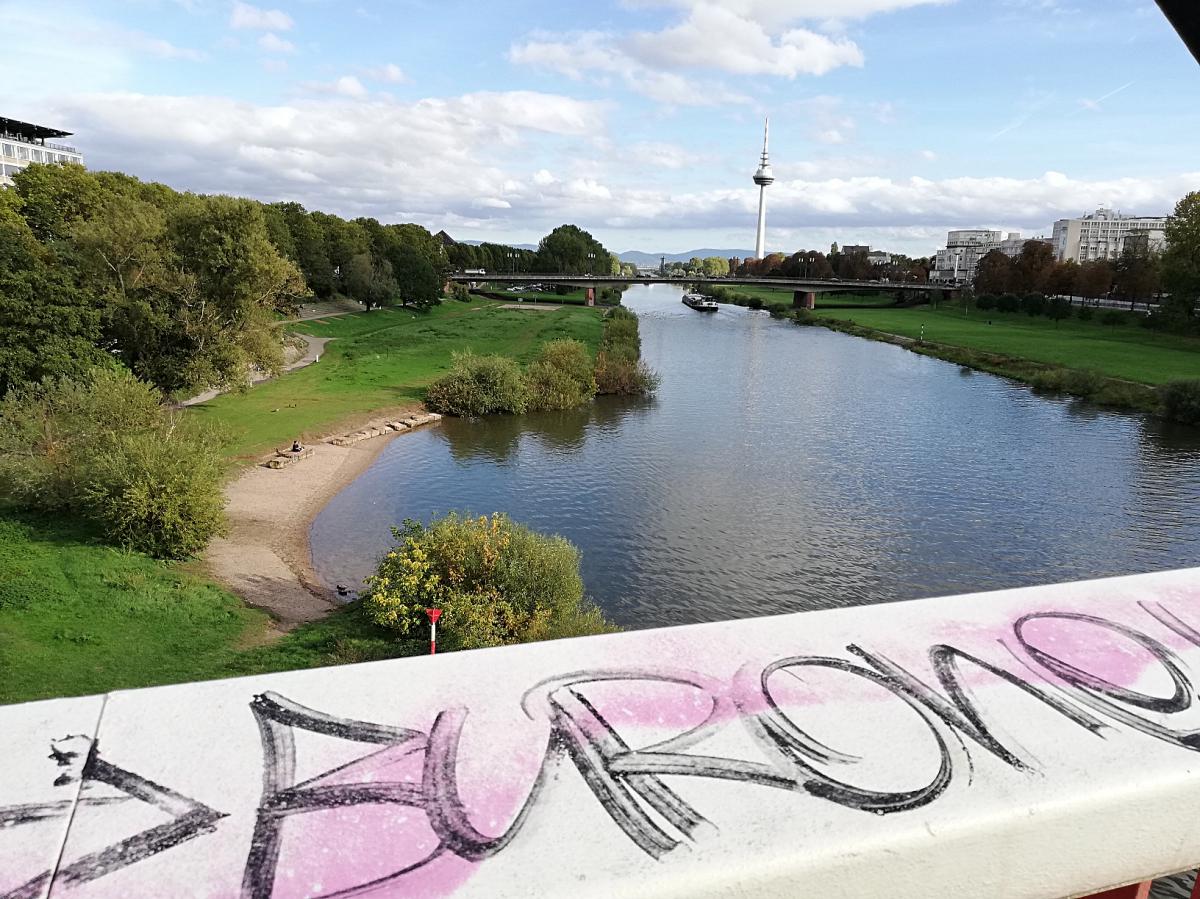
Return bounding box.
[1,739,225,899]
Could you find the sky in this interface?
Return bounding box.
[2,0,1199,257]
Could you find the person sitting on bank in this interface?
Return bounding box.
[291,439,302,453]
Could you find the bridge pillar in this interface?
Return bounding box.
[793,290,816,309]
[585,287,595,307]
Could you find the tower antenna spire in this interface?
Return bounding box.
[752,116,774,259]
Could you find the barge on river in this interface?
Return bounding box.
[683,293,719,311]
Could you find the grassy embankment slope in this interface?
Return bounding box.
[1,300,605,705]
[812,305,1200,386]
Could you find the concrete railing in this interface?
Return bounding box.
[5,568,1200,898]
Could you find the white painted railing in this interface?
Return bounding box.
[5,569,1200,898]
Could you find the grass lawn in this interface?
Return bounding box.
[0,512,420,705]
[193,299,604,460]
[813,305,1200,385]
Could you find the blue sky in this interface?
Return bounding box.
[2,0,1198,255]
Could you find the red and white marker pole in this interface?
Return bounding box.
[425,608,442,655]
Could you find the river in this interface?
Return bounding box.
[310,284,1200,627]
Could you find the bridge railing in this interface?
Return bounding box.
[5,567,1200,897]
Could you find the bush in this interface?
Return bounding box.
[1021,293,1047,316]
[0,368,227,559]
[975,294,997,311]
[1076,304,1094,321]
[595,353,661,395]
[996,293,1021,313]
[82,430,227,559]
[526,339,597,411]
[365,513,617,650]
[1101,310,1125,327]
[449,283,471,302]
[425,352,529,416]
[1160,380,1200,426]
[1029,367,1104,397]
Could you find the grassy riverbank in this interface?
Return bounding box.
[193,299,604,459]
[2,300,607,704]
[811,305,1200,386]
[0,512,425,704]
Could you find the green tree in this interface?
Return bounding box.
[1113,241,1161,305]
[162,195,307,391]
[12,163,104,243]
[0,191,103,392]
[534,224,613,274]
[1076,259,1114,303]
[1017,241,1056,294]
[271,202,334,297]
[1161,191,1200,322]
[974,250,1013,294]
[342,252,396,308]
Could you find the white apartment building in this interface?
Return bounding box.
[0,116,84,188]
[1051,208,1167,263]
[932,230,1052,284]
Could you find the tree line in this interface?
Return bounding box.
[662,247,929,283]
[0,163,453,396]
[445,223,637,277]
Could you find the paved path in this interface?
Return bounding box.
[180,333,333,407]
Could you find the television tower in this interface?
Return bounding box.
[752,117,774,260]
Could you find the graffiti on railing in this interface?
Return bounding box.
[3,598,1200,897]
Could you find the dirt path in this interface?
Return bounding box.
[204,424,408,630]
[181,333,334,407]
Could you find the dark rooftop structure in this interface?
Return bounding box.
[0,116,76,151]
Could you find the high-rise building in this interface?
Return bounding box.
[1051,208,1168,263]
[0,116,84,188]
[751,119,773,260]
[931,230,1052,284]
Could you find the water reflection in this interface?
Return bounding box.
[311,285,1200,629]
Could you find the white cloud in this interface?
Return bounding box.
[621,0,951,27]
[625,141,700,169]
[48,86,1191,253]
[333,75,367,97]
[509,33,749,106]
[257,32,295,54]
[230,2,293,31]
[628,4,863,77]
[919,149,937,160]
[363,63,407,84]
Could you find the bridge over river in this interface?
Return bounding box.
[447,272,959,308]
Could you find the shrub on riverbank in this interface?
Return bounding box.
[425,352,530,416]
[365,513,617,650]
[595,307,660,395]
[595,353,661,395]
[0,368,227,558]
[526,339,597,410]
[1160,380,1200,426]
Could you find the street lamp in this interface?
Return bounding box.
[507,251,516,275]
[587,251,596,275]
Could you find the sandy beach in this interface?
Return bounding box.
[204,420,414,631]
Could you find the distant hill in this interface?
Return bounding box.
[618,249,756,267]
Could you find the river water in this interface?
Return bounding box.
[310,284,1200,627]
